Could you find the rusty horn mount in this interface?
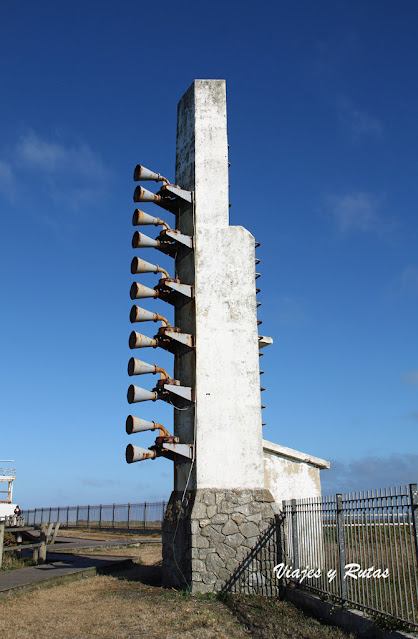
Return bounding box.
[131,256,170,279]
[133,165,169,184]
[127,357,170,380]
[129,305,171,327]
[132,209,170,229]
[125,415,175,440]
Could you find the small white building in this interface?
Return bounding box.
[263,440,330,506]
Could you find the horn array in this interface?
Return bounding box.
[125,164,195,463]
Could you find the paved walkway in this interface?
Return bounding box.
[42,534,160,552]
[0,552,131,594]
[0,535,161,594]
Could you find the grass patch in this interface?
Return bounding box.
[0,574,251,638]
[1,551,36,572]
[0,553,360,639]
[220,593,357,639]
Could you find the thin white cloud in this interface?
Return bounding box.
[0,131,113,212]
[327,191,383,234]
[337,97,383,141]
[16,132,111,181]
[401,370,418,387]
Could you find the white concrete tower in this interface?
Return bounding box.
[163,80,277,593]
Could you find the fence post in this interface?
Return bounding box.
[76,505,79,527]
[291,499,299,570]
[99,504,102,528]
[127,503,131,530]
[112,503,115,529]
[144,502,147,531]
[87,505,90,528]
[50,522,60,545]
[274,513,286,597]
[34,508,37,525]
[274,513,284,562]
[66,506,69,528]
[57,506,60,524]
[0,522,4,569]
[39,523,47,563]
[409,484,418,565]
[49,506,52,523]
[336,494,347,601]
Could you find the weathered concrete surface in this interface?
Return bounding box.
[163,79,330,593]
[263,440,330,571]
[287,588,417,639]
[263,439,330,505]
[173,79,264,493]
[162,80,271,591]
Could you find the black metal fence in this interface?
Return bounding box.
[22,501,167,530]
[282,484,418,631]
[221,514,284,596]
[20,485,418,630]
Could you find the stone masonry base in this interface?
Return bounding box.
[162,488,278,593]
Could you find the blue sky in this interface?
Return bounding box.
[1,1,417,508]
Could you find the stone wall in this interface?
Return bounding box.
[162,488,278,593]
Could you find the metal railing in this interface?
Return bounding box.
[0,468,16,477]
[222,514,284,596]
[19,485,418,630]
[282,484,418,630]
[22,501,167,530]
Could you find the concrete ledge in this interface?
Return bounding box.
[262,440,330,469]
[286,587,417,639]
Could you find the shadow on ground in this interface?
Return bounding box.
[109,560,162,587]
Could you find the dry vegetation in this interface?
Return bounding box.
[0,567,357,639]
[0,540,358,639]
[0,572,251,639]
[57,529,158,541]
[222,594,356,639]
[0,552,35,572]
[77,544,162,563]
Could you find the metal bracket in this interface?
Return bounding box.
[155,184,193,214]
[154,277,194,308]
[159,442,193,463]
[155,326,194,355]
[259,335,273,349]
[162,383,194,402]
[154,228,193,258]
[146,441,193,464]
[154,377,195,408]
[162,228,193,249]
